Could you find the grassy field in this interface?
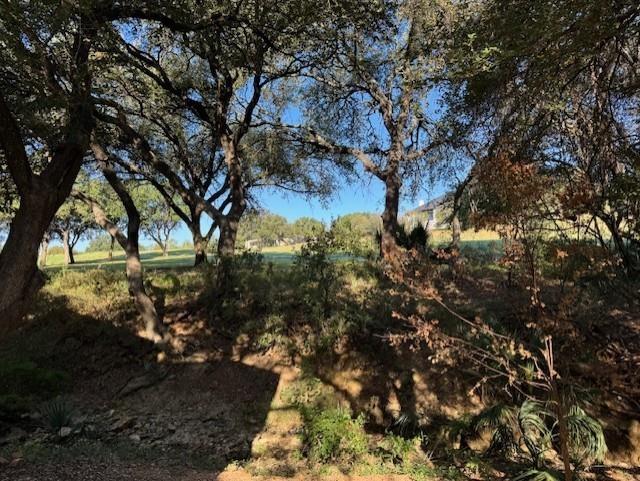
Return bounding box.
[45,248,197,271]
[429,228,500,245]
[44,232,501,271]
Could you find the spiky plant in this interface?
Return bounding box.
[565,405,607,468]
[39,396,74,434]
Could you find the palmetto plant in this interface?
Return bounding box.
[565,405,607,468]
[472,399,606,475]
[473,400,551,467]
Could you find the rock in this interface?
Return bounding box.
[58,427,72,438]
[129,434,141,443]
[118,369,168,398]
[110,416,136,432]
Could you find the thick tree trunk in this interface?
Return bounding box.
[0,27,93,335]
[380,174,402,260]
[451,175,471,251]
[217,217,241,258]
[126,234,163,343]
[0,192,57,335]
[162,242,169,257]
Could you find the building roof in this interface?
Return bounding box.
[405,194,451,215]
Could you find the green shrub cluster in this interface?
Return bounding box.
[300,406,368,464]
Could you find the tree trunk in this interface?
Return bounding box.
[0,192,56,335]
[0,27,93,335]
[380,174,402,260]
[62,230,74,265]
[451,215,461,250]
[606,216,638,277]
[89,141,164,343]
[191,212,214,266]
[39,232,50,268]
[217,217,240,259]
[194,235,208,266]
[126,238,163,343]
[162,242,169,257]
[108,235,115,260]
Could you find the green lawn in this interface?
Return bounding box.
[44,248,196,271]
[44,235,504,272]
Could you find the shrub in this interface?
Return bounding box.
[301,406,368,464]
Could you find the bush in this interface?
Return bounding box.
[301,406,368,464]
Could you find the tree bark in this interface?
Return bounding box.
[39,232,51,268]
[451,215,461,250]
[0,190,57,335]
[193,232,208,266]
[217,216,241,258]
[108,235,115,260]
[190,211,213,266]
[380,173,402,260]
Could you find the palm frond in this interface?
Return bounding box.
[566,405,607,466]
[513,468,561,481]
[518,400,552,464]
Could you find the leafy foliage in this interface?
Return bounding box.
[301,407,368,464]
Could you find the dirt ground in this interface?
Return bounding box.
[1,277,639,481]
